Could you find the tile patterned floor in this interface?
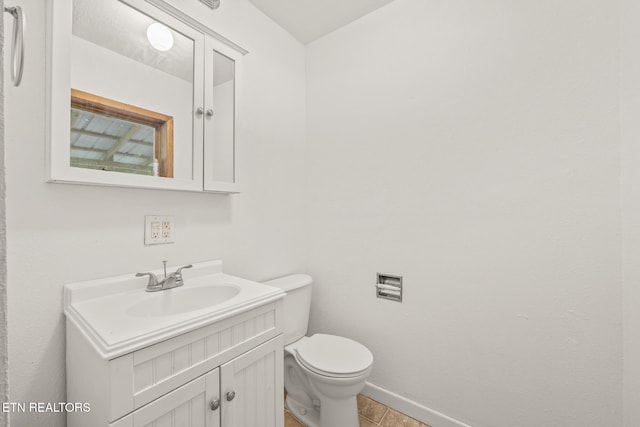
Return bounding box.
[284,393,432,427]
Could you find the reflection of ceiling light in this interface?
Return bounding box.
[147,23,174,51]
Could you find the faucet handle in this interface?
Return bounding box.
[176,264,193,275]
[174,264,193,286]
[136,272,159,289]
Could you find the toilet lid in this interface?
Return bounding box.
[295,334,373,377]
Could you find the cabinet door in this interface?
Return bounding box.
[111,369,221,427]
[220,336,284,427]
[203,37,243,193]
[48,0,205,192]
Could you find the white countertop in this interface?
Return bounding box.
[63,260,285,359]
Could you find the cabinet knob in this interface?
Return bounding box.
[226,391,236,401]
[206,109,214,118]
[210,399,221,411]
[196,107,205,116]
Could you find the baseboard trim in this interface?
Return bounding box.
[362,382,473,427]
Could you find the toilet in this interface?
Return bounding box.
[265,274,373,427]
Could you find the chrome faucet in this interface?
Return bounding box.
[136,261,193,292]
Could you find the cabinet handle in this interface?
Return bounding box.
[196,107,205,116]
[210,398,221,411]
[226,391,236,401]
[206,109,214,118]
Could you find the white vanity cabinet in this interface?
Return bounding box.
[110,337,282,427]
[64,261,285,427]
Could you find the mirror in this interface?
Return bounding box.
[209,50,235,183]
[71,0,195,180]
[47,0,244,192]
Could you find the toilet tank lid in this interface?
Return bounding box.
[263,274,312,291]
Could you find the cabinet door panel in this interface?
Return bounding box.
[203,37,242,193]
[221,336,284,427]
[48,0,205,192]
[112,369,220,427]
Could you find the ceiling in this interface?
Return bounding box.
[247,0,399,44]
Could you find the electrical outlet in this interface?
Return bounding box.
[162,220,172,238]
[151,220,161,239]
[145,215,175,245]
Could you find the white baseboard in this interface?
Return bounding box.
[362,382,473,427]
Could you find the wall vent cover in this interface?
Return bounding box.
[199,0,220,9]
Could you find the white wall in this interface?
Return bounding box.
[4,0,306,426]
[621,0,640,425]
[306,0,621,426]
[1,1,9,425]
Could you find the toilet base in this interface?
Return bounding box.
[317,395,359,427]
[286,394,360,427]
[286,395,320,427]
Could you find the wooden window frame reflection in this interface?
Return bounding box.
[70,89,174,178]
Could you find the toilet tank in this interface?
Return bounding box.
[263,274,312,345]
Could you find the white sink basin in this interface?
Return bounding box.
[63,260,285,358]
[125,285,240,317]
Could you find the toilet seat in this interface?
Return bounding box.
[295,334,373,378]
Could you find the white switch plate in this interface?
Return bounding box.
[145,215,175,245]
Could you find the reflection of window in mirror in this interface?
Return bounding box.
[70,89,174,177]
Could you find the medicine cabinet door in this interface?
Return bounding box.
[48,0,205,191]
[203,38,241,193]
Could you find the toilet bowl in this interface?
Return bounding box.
[284,334,373,427]
[264,275,374,427]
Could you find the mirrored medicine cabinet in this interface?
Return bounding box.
[47,0,243,193]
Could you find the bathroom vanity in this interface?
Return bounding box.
[63,261,285,427]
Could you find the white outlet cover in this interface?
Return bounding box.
[145,215,175,245]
